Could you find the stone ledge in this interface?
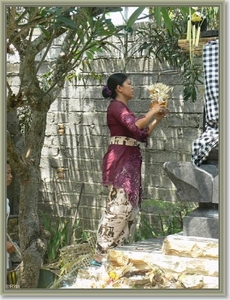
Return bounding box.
[162,233,218,259]
[108,247,218,277]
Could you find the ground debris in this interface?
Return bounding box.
[58,263,188,289]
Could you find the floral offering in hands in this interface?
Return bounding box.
[146,83,173,109]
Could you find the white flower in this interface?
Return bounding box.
[145,83,173,103]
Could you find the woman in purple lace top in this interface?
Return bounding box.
[93,73,169,265]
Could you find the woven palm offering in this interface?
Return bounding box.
[146,83,172,109]
[58,231,97,273]
[48,230,97,288]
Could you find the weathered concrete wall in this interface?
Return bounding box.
[7,25,203,234]
[38,71,203,231]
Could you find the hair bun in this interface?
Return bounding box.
[102,85,112,98]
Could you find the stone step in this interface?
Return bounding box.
[108,242,218,278]
[162,233,218,259]
[73,234,219,289]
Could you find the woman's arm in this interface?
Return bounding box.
[112,102,149,141]
[111,101,168,141]
[147,108,169,135]
[135,102,165,129]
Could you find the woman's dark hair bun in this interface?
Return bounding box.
[102,86,112,98]
[102,73,128,100]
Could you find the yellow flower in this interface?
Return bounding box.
[109,271,118,280]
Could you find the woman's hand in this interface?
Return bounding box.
[149,102,164,114]
[155,107,170,121]
[6,241,15,254]
[147,107,170,135]
[136,102,168,130]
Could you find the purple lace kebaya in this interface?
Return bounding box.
[102,99,149,208]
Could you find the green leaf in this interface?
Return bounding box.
[86,51,94,60]
[56,16,79,29]
[153,7,161,27]
[161,7,172,34]
[183,86,192,101]
[179,7,190,19]
[124,27,133,34]
[98,41,121,53]
[125,7,146,28]
[38,26,51,39]
[191,86,197,102]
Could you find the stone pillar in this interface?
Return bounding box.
[183,145,218,238]
[163,146,219,239]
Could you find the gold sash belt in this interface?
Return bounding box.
[110,136,140,147]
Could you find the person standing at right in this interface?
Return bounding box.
[93,73,169,264]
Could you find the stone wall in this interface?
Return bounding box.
[7,24,204,234]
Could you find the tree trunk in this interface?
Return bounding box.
[6,6,131,288]
[18,164,47,288]
[8,109,49,288]
[18,109,48,288]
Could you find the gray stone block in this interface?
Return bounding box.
[212,175,219,204]
[199,164,218,177]
[183,207,219,239]
[163,161,218,203]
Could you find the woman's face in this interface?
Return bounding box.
[6,163,13,186]
[117,78,134,100]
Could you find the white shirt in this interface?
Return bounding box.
[6,198,10,269]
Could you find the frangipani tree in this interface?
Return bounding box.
[6,6,144,288]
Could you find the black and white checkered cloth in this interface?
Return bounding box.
[191,39,219,166]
